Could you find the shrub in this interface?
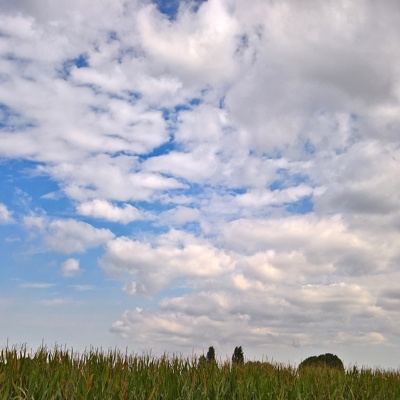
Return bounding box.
[299,353,345,372]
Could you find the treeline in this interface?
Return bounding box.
[198,346,245,366]
[199,347,344,373]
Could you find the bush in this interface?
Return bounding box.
[245,360,275,371]
[299,353,344,372]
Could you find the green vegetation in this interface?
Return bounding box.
[1,345,400,399]
[206,346,216,364]
[299,353,345,373]
[232,346,244,365]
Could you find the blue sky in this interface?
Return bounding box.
[1,0,400,369]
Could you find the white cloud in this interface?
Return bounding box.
[23,214,46,230]
[110,281,380,355]
[107,210,400,355]
[137,0,240,86]
[40,155,185,202]
[223,214,397,279]
[174,103,230,147]
[77,199,144,224]
[0,203,13,223]
[61,258,81,278]
[110,306,260,353]
[160,206,201,226]
[111,276,392,356]
[46,219,114,254]
[143,147,219,183]
[235,185,315,208]
[220,0,400,157]
[101,230,234,295]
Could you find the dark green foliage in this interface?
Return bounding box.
[198,354,207,367]
[299,353,345,372]
[246,360,275,371]
[206,346,215,363]
[232,346,244,364]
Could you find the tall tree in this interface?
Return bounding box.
[232,346,244,364]
[206,346,216,363]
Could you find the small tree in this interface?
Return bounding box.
[232,346,244,364]
[198,354,207,367]
[206,346,215,364]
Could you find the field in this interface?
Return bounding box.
[1,346,400,399]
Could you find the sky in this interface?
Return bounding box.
[1,0,400,369]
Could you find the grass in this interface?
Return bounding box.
[1,345,400,399]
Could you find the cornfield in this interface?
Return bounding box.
[1,345,399,399]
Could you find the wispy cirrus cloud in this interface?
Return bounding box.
[18,282,56,289]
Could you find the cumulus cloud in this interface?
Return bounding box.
[46,219,114,254]
[110,280,387,355]
[23,214,46,230]
[143,148,219,183]
[224,0,400,154]
[77,199,144,224]
[108,212,400,355]
[235,185,316,208]
[110,306,256,352]
[160,206,201,226]
[61,258,82,278]
[137,0,240,86]
[39,155,185,202]
[101,230,234,295]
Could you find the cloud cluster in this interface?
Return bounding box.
[2,0,400,365]
[109,214,400,355]
[101,230,234,295]
[23,214,114,254]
